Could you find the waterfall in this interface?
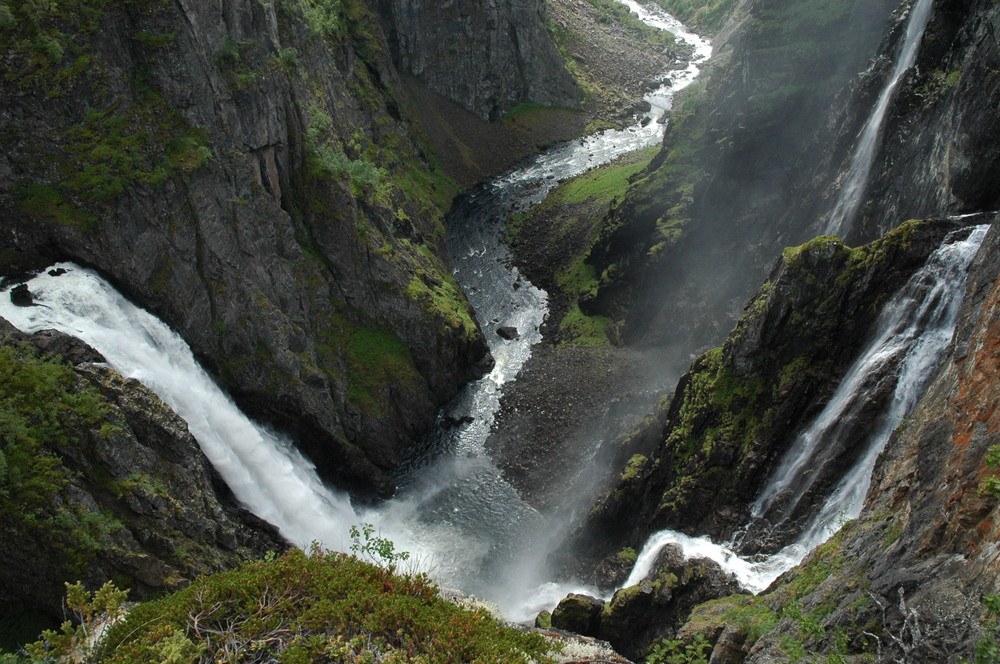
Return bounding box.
[0,266,360,551]
[823,0,936,237]
[621,224,988,594]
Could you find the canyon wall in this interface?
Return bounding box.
[0,0,572,496]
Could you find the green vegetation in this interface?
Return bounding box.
[974,595,1000,664]
[401,242,479,341]
[345,323,424,413]
[645,634,712,664]
[22,549,558,664]
[664,347,764,467]
[980,445,1000,498]
[0,342,127,576]
[315,311,429,416]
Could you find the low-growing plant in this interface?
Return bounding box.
[92,547,556,664]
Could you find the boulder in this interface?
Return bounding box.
[10,283,32,306]
[597,545,746,660]
[551,593,604,637]
[497,326,519,340]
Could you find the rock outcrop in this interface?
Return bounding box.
[551,544,744,661]
[0,0,572,497]
[0,320,285,625]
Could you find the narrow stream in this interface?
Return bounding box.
[0,0,711,624]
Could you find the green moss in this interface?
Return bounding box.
[344,324,423,413]
[558,147,657,205]
[558,304,612,346]
[0,341,129,576]
[13,184,96,232]
[621,455,648,481]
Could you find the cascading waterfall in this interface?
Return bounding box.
[621,224,989,594]
[0,0,711,625]
[0,266,359,551]
[823,0,935,237]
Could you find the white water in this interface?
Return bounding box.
[823,0,936,237]
[0,1,711,625]
[0,266,359,551]
[622,224,989,594]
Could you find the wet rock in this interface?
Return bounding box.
[10,283,32,306]
[48,268,67,277]
[551,593,605,637]
[440,408,474,429]
[594,548,638,594]
[597,546,745,660]
[497,326,520,340]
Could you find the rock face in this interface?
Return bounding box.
[0,0,571,496]
[0,321,285,623]
[563,219,969,571]
[671,221,1000,664]
[823,0,1000,243]
[374,0,579,120]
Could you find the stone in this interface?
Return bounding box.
[10,283,32,306]
[551,593,604,637]
[497,326,519,340]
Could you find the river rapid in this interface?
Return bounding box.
[0,1,711,624]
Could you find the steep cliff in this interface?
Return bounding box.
[563,218,968,572]
[374,0,579,121]
[842,0,1000,242]
[669,220,1000,664]
[0,0,572,496]
[0,320,284,633]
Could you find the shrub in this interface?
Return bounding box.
[90,548,556,664]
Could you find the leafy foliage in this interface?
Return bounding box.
[645,634,711,664]
[25,581,129,662]
[349,523,410,570]
[979,445,1000,498]
[974,595,1000,664]
[0,342,124,575]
